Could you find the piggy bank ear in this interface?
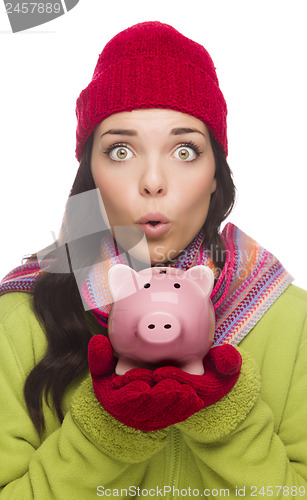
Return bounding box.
[185,265,214,297]
[108,264,141,302]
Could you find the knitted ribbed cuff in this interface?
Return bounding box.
[175,349,260,442]
[70,376,169,463]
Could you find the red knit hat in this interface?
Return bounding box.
[75,21,228,161]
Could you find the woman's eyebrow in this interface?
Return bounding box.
[100,129,137,138]
[100,127,205,138]
[171,127,205,138]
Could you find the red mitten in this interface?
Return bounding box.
[153,344,242,408]
[88,335,242,431]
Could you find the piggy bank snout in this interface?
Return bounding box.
[137,311,181,344]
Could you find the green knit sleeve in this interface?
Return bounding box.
[175,349,260,441]
[70,375,169,463]
[175,338,307,496]
[0,293,168,499]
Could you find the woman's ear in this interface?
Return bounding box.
[211,177,217,194]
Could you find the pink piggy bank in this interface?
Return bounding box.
[107,264,215,375]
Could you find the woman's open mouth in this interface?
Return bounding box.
[137,212,171,238]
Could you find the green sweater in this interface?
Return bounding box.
[0,286,307,499]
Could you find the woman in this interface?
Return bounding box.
[0,21,306,499]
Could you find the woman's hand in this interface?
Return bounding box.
[88,335,242,431]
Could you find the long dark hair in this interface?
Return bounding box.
[24,130,235,434]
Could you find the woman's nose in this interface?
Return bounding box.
[139,157,167,197]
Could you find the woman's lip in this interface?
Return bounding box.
[137,212,170,224]
[137,222,171,238]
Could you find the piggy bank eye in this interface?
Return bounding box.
[174,283,181,288]
[144,283,151,289]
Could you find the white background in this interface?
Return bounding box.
[0,0,306,288]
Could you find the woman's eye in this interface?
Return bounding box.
[108,146,133,161]
[174,145,198,161]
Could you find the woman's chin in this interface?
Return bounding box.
[110,224,184,268]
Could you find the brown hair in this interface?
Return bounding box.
[24,130,235,434]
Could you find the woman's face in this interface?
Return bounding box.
[91,109,216,265]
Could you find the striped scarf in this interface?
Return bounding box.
[0,223,293,346]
